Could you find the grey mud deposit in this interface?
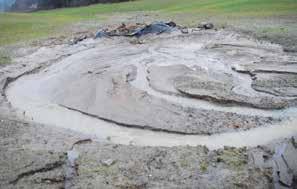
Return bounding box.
[1,28,297,188]
[5,29,297,146]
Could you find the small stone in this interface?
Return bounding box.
[101,159,116,166]
[198,22,214,30]
[45,180,51,184]
[181,28,189,34]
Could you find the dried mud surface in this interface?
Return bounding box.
[1,26,297,188]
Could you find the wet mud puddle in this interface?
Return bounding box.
[5,30,297,149]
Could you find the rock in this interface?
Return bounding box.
[181,27,189,34]
[198,22,214,30]
[69,35,87,45]
[101,159,116,166]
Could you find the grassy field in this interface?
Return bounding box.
[0,0,297,46]
[0,51,11,65]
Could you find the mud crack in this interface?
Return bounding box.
[9,159,66,185]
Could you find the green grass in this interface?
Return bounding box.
[0,0,297,46]
[0,13,75,45]
[0,50,11,65]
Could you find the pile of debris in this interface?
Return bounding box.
[68,21,215,44]
[95,21,215,39]
[95,21,178,38]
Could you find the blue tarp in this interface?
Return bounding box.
[95,21,176,39]
[132,22,175,37]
